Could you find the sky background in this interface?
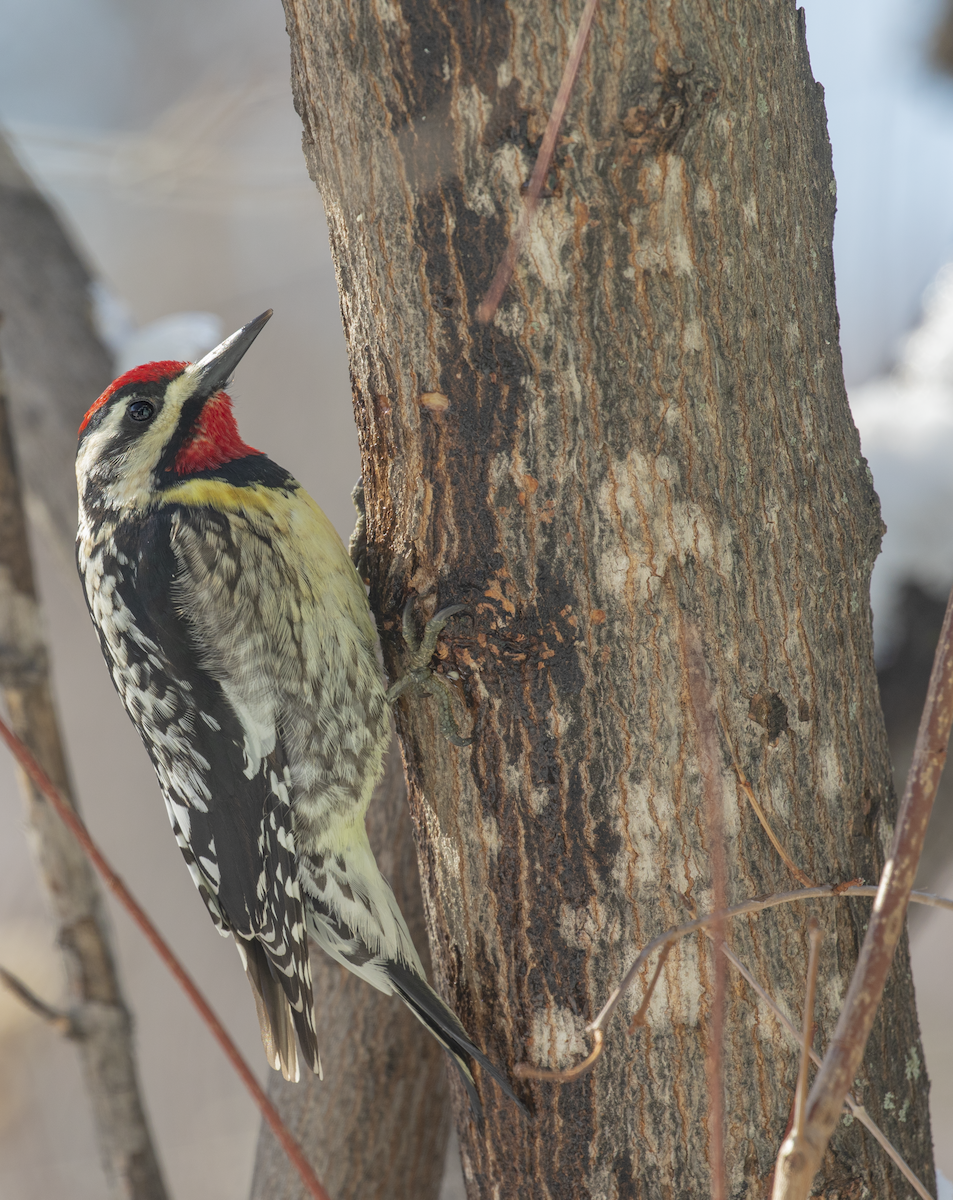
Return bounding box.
[0,0,951,1195]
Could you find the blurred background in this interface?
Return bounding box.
[0,0,951,1195]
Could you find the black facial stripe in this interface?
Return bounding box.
[156,454,299,491]
[77,376,173,450]
[111,377,174,403]
[153,390,209,477]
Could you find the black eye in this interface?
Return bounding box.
[127,400,155,423]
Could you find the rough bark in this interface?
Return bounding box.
[282,1,934,1196]
[250,737,452,1200]
[0,363,168,1199]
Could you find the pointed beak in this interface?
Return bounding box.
[187,309,272,397]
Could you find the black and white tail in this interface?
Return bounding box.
[237,934,322,1083]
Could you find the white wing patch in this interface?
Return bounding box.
[199,855,221,885]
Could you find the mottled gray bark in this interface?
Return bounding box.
[282,1,934,1196]
[0,356,168,1198]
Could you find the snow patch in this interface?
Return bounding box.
[850,263,953,655]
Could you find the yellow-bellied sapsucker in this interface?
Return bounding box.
[75,310,521,1117]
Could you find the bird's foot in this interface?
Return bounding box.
[386,597,473,747]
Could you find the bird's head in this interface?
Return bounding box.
[76,309,272,515]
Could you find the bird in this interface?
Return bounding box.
[75,309,523,1118]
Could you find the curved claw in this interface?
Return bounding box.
[387,596,474,746]
[413,604,473,666]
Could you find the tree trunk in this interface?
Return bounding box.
[282,1,934,1195]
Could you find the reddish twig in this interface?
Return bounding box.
[476,0,600,323]
[775,583,953,1199]
[627,943,672,1033]
[0,712,331,1200]
[514,1028,604,1082]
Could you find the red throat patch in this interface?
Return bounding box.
[79,361,187,435]
[173,391,261,474]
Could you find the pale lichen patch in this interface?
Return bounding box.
[681,319,705,353]
[528,785,550,815]
[525,207,573,293]
[373,0,402,25]
[481,812,501,859]
[622,784,663,885]
[595,546,632,600]
[817,741,844,803]
[695,179,715,214]
[528,1004,587,1068]
[659,162,694,276]
[559,901,602,950]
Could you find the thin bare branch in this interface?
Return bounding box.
[0,963,74,1034]
[0,711,332,1200]
[775,584,953,1198]
[720,943,934,1200]
[725,746,813,887]
[513,884,950,1087]
[586,884,951,1036]
[513,901,936,1200]
[475,0,600,323]
[514,1029,604,1082]
[897,887,953,911]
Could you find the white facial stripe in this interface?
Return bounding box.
[76,405,127,490]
